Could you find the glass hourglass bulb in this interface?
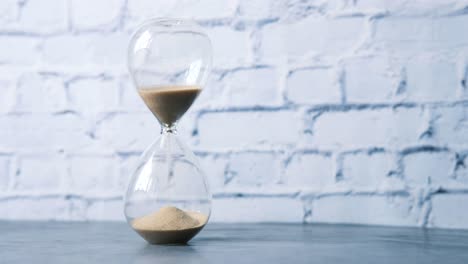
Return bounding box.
[124,18,212,244]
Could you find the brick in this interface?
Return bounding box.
[94,113,158,152]
[287,67,340,104]
[284,153,334,187]
[119,75,146,110]
[0,37,40,65]
[238,0,282,20]
[175,111,198,143]
[344,56,398,103]
[353,0,407,13]
[430,194,468,229]
[405,59,458,101]
[67,76,119,114]
[16,0,68,34]
[0,197,70,220]
[373,16,468,53]
[70,0,124,31]
[197,111,302,150]
[67,198,87,220]
[226,152,281,187]
[374,18,434,54]
[0,0,19,24]
[0,156,11,191]
[283,0,349,18]
[354,0,464,16]
[191,74,223,110]
[173,0,238,19]
[118,153,140,191]
[431,105,468,149]
[69,155,117,192]
[125,0,237,29]
[197,154,228,190]
[211,197,303,222]
[42,33,130,67]
[433,16,468,48]
[15,72,67,112]
[311,108,425,149]
[403,151,455,186]
[0,113,92,152]
[455,155,468,183]
[375,18,433,43]
[260,17,365,61]
[218,68,282,107]
[86,199,124,221]
[205,27,251,69]
[0,78,15,113]
[16,154,66,190]
[342,152,395,188]
[126,0,173,21]
[311,195,417,226]
[259,24,287,62]
[126,0,174,22]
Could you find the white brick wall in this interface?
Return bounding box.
[0,37,40,65]
[341,150,396,189]
[403,150,456,187]
[343,56,398,103]
[16,72,67,112]
[226,152,282,186]
[196,110,302,150]
[0,197,72,221]
[211,197,303,223]
[69,155,118,192]
[260,16,365,62]
[13,0,68,34]
[310,195,418,226]
[206,27,252,69]
[287,67,341,104]
[15,154,67,191]
[0,0,467,229]
[0,155,11,190]
[405,58,459,101]
[284,152,334,188]
[429,193,468,229]
[70,0,124,31]
[217,67,281,107]
[310,108,425,149]
[67,75,119,114]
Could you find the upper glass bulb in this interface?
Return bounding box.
[128,18,212,127]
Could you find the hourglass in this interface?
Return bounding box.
[124,18,212,244]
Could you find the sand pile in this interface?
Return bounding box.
[131,206,208,244]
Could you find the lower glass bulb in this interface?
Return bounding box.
[124,131,211,244]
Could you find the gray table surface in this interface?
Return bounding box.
[1,221,468,264]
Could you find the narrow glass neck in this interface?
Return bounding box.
[161,124,177,134]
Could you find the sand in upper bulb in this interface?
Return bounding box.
[131,206,208,244]
[138,85,201,126]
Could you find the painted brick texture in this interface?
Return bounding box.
[0,0,467,229]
